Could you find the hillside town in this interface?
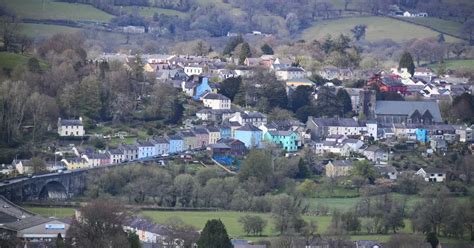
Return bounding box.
[1,0,474,246]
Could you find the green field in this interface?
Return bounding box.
[427,59,474,71]
[24,206,471,243]
[301,16,462,43]
[396,17,463,39]
[122,6,185,17]
[0,52,48,71]
[18,23,82,38]
[0,0,114,22]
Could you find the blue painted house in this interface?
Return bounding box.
[168,135,184,154]
[235,124,263,148]
[137,140,156,159]
[193,77,212,100]
[220,122,232,139]
[415,128,429,143]
[264,130,298,152]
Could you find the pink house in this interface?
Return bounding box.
[193,128,209,148]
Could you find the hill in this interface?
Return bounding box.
[0,0,113,22]
[427,59,474,71]
[301,16,462,43]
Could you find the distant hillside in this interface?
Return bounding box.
[0,0,113,22]
[301,16,462,43]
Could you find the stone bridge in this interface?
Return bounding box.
[0,169,90,202]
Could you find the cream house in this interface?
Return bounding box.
[58,117,84,137]
[202,93,231,110]
[325,160,354,177]
[275,67,306,80]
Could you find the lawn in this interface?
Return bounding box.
[0,0,114,22]
[301,16,462,43]
[0,52,48,71]
[427,59,474,71]
[18,23,82,38]
[122,6,185,18]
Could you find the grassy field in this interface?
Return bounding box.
[122,6,185,17]
[24,206,471,243]
[301,16,462,43]
[0,52,48,71]
[0,0,114,22]
[427,59,474,71]
[396,17,463,39]
[18,23,82,38]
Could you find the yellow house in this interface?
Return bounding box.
[286,78,314,88]
[325,160,354,177]
[61,158,89,170]
[143,63,156,73]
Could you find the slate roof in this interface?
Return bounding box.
[88,153,110,159]
[137,140,155,147]
[209,143,231,149]
[268,130,294,136]
[329,160,354,167]
[3,216,51,231]
[193,128,209,135]
[108,149,123,155]
[120,144,138,150]
[310,117,360,127]
[241,111,266,119]
[202,93,230,101]
[168,135,183,140]
[59,119,82,126]
[237,124,261,132]
[375,101,442,122]
[206,126,220,132]
[278,66,304,72]
[375,166,397,174]
[154,137,169,144]
[424,168,446,174]
[124,217,169,235]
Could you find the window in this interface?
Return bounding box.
[438,174,443,176]
[65,131,68,135]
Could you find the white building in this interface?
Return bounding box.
[416,168,446,182]
[58,117,84,137]
[184,66,203,76]
[201,93,231,110]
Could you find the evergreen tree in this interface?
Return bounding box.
[437,58,446,77]
[398,51,415,77]
[132,54,144,81]
[56,233,65,248]
[239,42,251,65]
[127,231,141,248]
[289,86,311,112]
[27,57,42,74]
[197,219,232,248]
[223,35,244,55]
[438,33,445,43]
[336,89,353,116]
[218,76,242,101]
[261,43,274,55]
[296,158,310,179]
[426,232,439,248]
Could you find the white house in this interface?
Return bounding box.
[201,93,231,110]
[108,149,125,164]
[184,66,203,76]
[403,11,412,17]
[58,117,84,137]
[12,159,32,174]
[416,168,446,182]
